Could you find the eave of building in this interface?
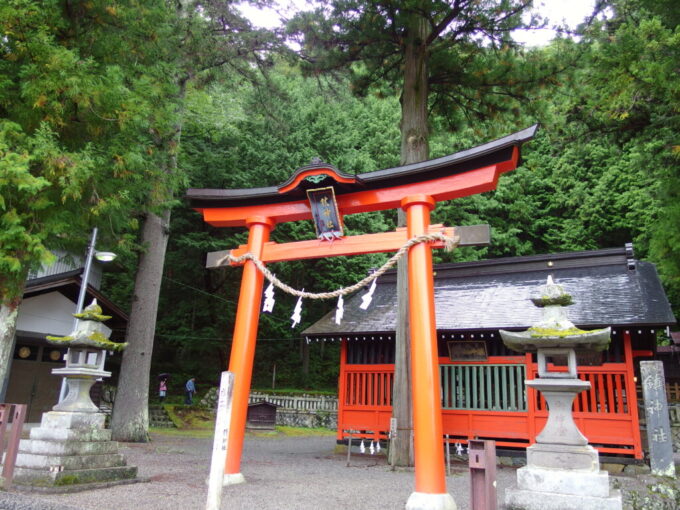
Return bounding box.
[303,245,676,342]
[24,269,128,326]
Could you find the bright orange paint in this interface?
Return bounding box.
[224,217,274,476]
[200,163,505,227]
[403,194,448,494]
[228,225,456,264]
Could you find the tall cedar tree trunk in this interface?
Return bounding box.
[110,209,171,441]
[389,15,430,467]
[0,278,26,401]
[111,71,186,441]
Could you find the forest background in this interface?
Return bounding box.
[1,0,679,411]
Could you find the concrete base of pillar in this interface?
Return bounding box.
[405,492,457,510]
[222,472,245,486]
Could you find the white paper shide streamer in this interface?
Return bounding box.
[360,278,377,310]
[334,295,344,325]
[262,282,276,313]
[291,294,303,328]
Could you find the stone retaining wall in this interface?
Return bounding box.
[276,409,338,430]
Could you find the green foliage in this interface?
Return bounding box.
[0,0,186,304]
[287,0,556,132]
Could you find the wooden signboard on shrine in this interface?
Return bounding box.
[186,125,538,508]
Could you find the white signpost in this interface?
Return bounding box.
[206,371,235,510]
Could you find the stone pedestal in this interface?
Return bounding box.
[504,378,622,510]
[13,411,137,488]
[505,466,622,510]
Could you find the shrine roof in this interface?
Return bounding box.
[186,125,538,209]
[302,245,677,340]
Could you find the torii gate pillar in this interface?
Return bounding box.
[223,216,274,484]
[402,195,454,508]
[187,125,537,508]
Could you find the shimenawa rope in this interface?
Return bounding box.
[215,232,460,300]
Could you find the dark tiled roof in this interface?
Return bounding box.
[303,246,676,339]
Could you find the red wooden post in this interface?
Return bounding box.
[525,352,537,444]
[224,216,274,483]
[1,404,26,489]
[402,194,454,509]
[338,339,348,441]
[623,331,644,459]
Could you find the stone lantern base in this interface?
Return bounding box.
[13,411,137,488]
[504,380,622,510]
[505,464,622,510]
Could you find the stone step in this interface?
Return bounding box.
[19,439,120,456]
[15,452,127,471]
[13,464,137,486]
[29,428,113,442]
[148,406,175,428]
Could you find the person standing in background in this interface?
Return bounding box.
[185,377,196,405]
[159,377,168,402]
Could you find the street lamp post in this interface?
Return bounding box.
[58,227,116,403]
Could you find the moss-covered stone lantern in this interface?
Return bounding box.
[47,300,126,413]
[500,277,621,510]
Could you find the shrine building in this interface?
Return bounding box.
[302,244,677,459]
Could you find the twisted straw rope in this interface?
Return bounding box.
[216,232,460,300]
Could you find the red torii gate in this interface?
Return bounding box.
[187,125,537,509]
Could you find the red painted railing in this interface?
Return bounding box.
[337,336,643,458]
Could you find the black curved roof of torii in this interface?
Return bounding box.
[186,125,539,209]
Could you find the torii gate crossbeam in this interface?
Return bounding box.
[186,125,537,510]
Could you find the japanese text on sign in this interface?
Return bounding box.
[307,186,344,240]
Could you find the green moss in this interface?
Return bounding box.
[531,294,574,307]
[528,326,589,337]
[88,331,127,352]
[73,303,111,322]
[46,335,74,343]
[55,474,80,486]
[46,333,126,352]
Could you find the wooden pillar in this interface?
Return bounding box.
[623,330,644,459]
[402,195,454,508]
[224,216,274,482]
[338,339,347,442]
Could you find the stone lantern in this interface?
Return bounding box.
[47,300,125,413]
[12,300,136,488]
[500,276,622,510]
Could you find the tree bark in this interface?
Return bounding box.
[0,284,25,402]
[390,13,430,468]
[111,209,171,442]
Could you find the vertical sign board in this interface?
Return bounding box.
[640,361,676,477]
[306,187,343,240]
[206,371,235,510]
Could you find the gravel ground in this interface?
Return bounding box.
[0,432,675,510]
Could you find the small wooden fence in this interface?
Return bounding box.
[666,383,680,403]
[0,403,27,488]
[249,392,338,411]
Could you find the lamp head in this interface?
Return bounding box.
[94,251,117,263]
